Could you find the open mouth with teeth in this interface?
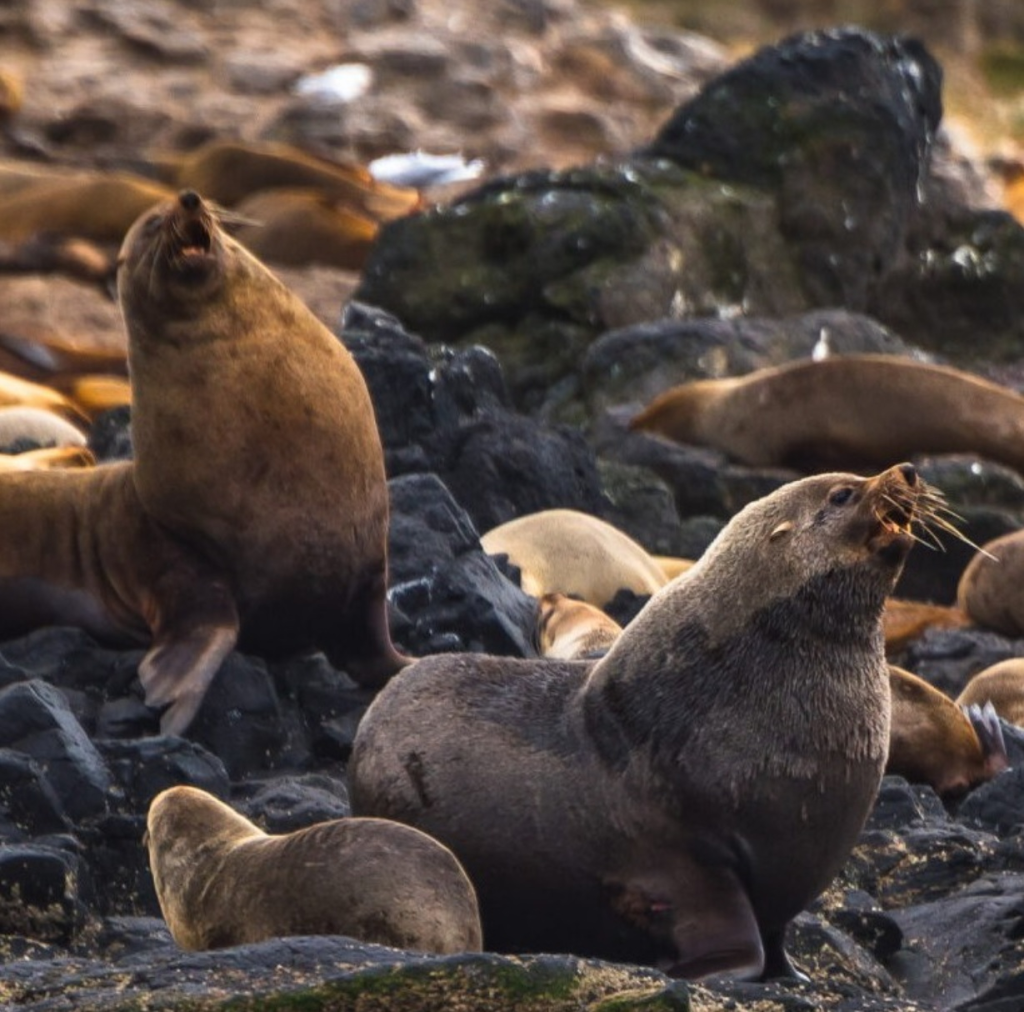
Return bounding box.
[172,217,215,273]
[866,480,919,562]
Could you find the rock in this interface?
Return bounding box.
[646,27,942,310]
[387,473,537,657]
[235,773,350,832]
[0,843,87,943]
[0,749,72,840]
[0,680,118,823]
[901,627,1024,697]
[88,407,133,463]
[957,765,1024,833]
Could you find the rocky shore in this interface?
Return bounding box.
[6,2,1024,1010]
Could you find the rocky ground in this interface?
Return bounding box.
[6,2,1024,1011]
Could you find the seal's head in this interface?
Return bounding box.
[117,190,227,326]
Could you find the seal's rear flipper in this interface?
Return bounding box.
[140,580,239,736]
[965,701,1011,776]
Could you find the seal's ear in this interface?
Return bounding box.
[769,521,794,542]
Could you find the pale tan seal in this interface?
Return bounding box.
[536,592,623,661]
[146,785,482,954]
[957,659,1024,727]
[480,509,668,606]
[0,406,87,449]
[117,189,408,722]
[630,354,1024,473]
[958,529,1024,637]
[888,665,1007,798]
[351,463,928,980]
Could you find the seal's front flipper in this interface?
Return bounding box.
[139,580,239,736]
[759,925,808,981]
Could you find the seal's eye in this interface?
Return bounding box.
[142,214,163,236]
[829,487,854,506]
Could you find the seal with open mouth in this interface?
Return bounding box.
[350,464,928,980]
[115,190,408,732]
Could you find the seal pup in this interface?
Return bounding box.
[958,530,1024,637]
[118,190,407,724]
[888,665,1007,797]
[351,463,927,980]
[958,659,1024,727]
[536,593,623,661]
[146,785,482,954]
[629,354,1024,473]
[481,509,668,606]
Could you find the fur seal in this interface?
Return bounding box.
[157,139,421,218]
[882,598,971,654]
[231,188,378,269]
[888,665,1007,797]
[0,406,87,449]
[957,659,1024,727]
[351,463,927,980]
[146,785,482,954]
[480,509,668,606]
[0,446,94,472]
[118,189,407,703]
[536,592,623,660]
[957,530,1024,637]
[0,371,87,423]
[630,354,1024,473]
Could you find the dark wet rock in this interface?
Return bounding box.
[646,28,942,310]
[77,812,153,918]
[597,460,689,559]
[87,406,133,463]
[865,777,950,833]
[902,627,1024,698]
[235,773,350,832]
[888,873,1024,1010]
[0,680,118,823]
[873,205,1024,365]
[0,749,72,841]
[957,766,1024,834]
[0,936,682,1012]
[0,843,88,943]
[580,308,913,421]
[94,737,229,813]
[387,473,537,657]
[343,302,608,531]
[826,890,905,963]
[787,909,900,994]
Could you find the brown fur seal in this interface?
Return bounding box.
[0,461,245,734]
[0,171,173,243]
[957,659,1024,727]
[118,189,407,703]
[67,376,132,418]
[0,371,87,423]
[480,509,668,606]
[0,446,94,472]
[0,406,87,449]
[882,598,971,654]
[231,188,378,269]
[158,139,421,218]
[0,329,127,388]
[887,665,1007,798]
[351,464,927,980]
[958,530,1024,637]
[536,593,623,660]
[146,785,482,954]
[630,354,1024,472]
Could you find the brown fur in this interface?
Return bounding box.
[481,509,668,606]
[0,371,88,423]
[162,139,421,217]
[351,464,924,981]
[630,354,1024,472]
[67,375,132,418]
[147,786,482,954]
[882,598,971,654]
[118,190,407,728]
[958,659,1024,727]
[232,188,378,269]
[536,593,623,660]
[652,556,696,581]
[0,329,127,387]
[887,665,1006,797]
[958,530,1024,637]
[0,446,94,471]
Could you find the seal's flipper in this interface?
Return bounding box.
[140,580,239,736]
[759,925,808,981]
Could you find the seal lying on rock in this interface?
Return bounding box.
[147,786,482,954]
[629,354,1024,473]
[351,464,930,980]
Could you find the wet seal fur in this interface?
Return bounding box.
[147,785,482,954]
[481,509,668,606]
[888,665,1007,798]
[630,354,1024,472]
[351,464,925,980]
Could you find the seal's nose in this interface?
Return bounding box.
[178,189,201,212]
[898,463,917,486]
